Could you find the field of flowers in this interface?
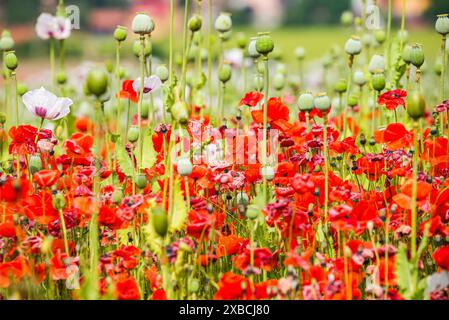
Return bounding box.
[0,0,449,301]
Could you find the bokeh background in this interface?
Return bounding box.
[0,0,448,84]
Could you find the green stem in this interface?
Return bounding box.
[208,0,213,109]
[137,36,146,170]
[262,57,270,204]
[169,0,175,85]
[323,115,329,221]
[59,209,70,255]
[180,0,190,101]
[50,39,56,89]
[411,121,419,260]
[116,40,122,136]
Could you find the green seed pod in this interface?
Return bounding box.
[273,73,285,91]
[344,36,362,56]
[246,204,259,220]
[133,38,151,58]
[4,51,18,71]
[29,155,42,174]
[341,11,354,27]
[236,192,249,206]
[435,14,449,36]
[215,13,232,33]
[348,94,358,107]
[132,12,154,35]
[0,31,14,51]
[256,33,274,56]
[335,78,348,93]
[314,93,331,112]
[295,47,306,60]
[188,278,200,293]
[406,91,426,120]
[17,83,28,96]
[156,65,169,82]
[410,43,425,68]
[374,29,386,45]
[189,14,202,32]
[171,101,189,125]
[112,188,124,204]
[127,126,140,143]
[261,165,275,181]
[57,71,67,85]
[52,193,66,211]
[368,54,385,74]
[248,37,260,59]
[353,71,367,86]
[136,174,148,189]
[434,61,443,76]
[141,100,150,119]
[402,44,412,63]
[86,68,108,97]
[114,25,128,42]
[253,74,264,91]
[297,93,315,112]
[218,62,232,83]
[371,70,386,92]
[151,205,168,237]
[177,157,193,176]
[236,32,247,49]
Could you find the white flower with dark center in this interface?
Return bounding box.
[132,75,162,95]
[36,13,71,40]
[22,87,72,120]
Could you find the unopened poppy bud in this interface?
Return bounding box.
[374,29,386,44]
[151,205,168,237]
[29,155,42,174]
[133,38,151,58]
[253,74,264,91]
[52,193,66,211]
[236,32,248,49]
[273,73,285,91]
[353,71,367,86]
[57,71,67,85]
[189,278,200,293]
[127,126,140,143]
[256,33,274,56]
[4,51,18,71]
[189,14,202,32]
[171,101,189,125]
[348,94,358,107]
[177,157,193,176]
[261,166,275,181]
[0,30,14,51]
[371,70,386,92]
[156,65,169,82]
[218,63,231,84]
[343,246,352,258]
[114,25,127,42]
[248,37,260,59]
[368,54,385,74]
[215,13,232,33]
[276,63,287,75]
[314,93,331,111]
[86,68,108,97]
[334,79,347,93]
[410,43,425,68]
[136,174,148,189]
[344,36,362,56]
[436,14,449,36]
[434,61,443,76]
[112,188,124,204]
[132,12,154,35]
[406,91,426,120]
[295,47,306,60]
[367,221,374,232]
[245,204,259,220]
[0,112,6,124]
[297,92,315,112]
[17,83,28,96]
[341,11,354,27]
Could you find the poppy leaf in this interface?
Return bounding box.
[169,178,188,232]
[115,140,135,178]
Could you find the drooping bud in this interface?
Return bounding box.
[114,25,128,42]
[86,68,108,97]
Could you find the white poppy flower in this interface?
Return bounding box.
[35,13,71,40]
[132,75,162,94]
[22,87,72,120]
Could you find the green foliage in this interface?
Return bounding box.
[115,139,134,178]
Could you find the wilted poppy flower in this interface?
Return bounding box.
[22,87,72,121]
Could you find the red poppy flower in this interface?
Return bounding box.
[118,80,138,103]
[378,89,407,110]
[214,272,251,300]
[251,97,292,132]
[34,169,62,188]
[433,246,449,270]
[8,125,38,155]
[114,274,140,300]
[240,91,264,107]
[374,123,413,150]
[216,234,248,258]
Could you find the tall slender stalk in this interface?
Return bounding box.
[181,0,190,101]
[208,0,213,109]
[262,56,269,204]
[137,36,146,169]
[411,121,419,260]
[169,0,175,86]
[115,40,122,136]
[323,114,329,221]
